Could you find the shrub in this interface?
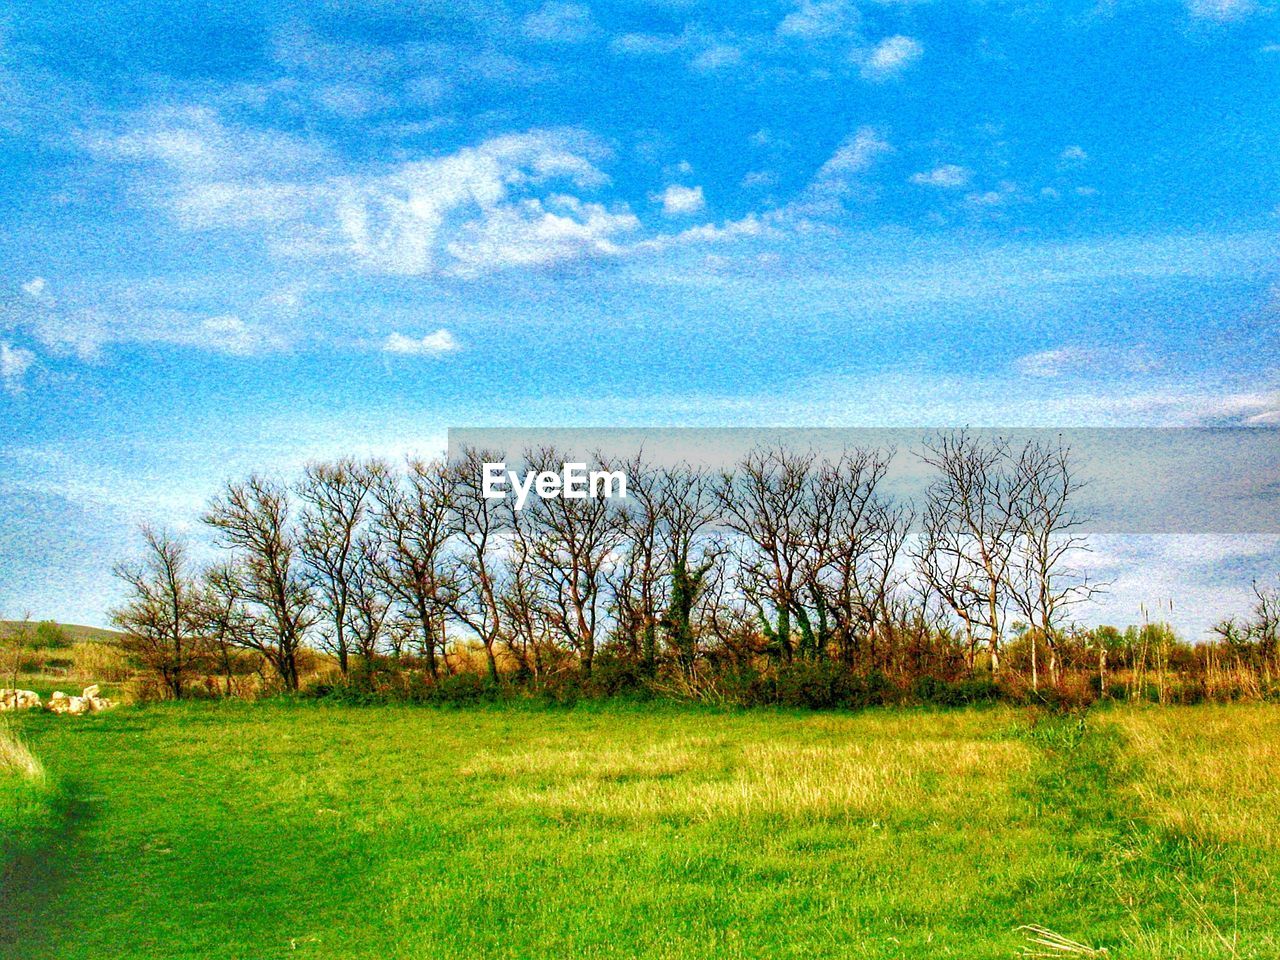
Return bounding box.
[585,652,650,699]
[713,664,772,707]
[912,675,1001,707]
[774,660,865,710]
[33,621,70,649]
[423,671,503,706]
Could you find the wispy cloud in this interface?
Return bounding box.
[0,342,35,395]
[445,196,640,276]
[859,35,922,80]
[782,127,891,219]
[690,43,743,72]
[1015,346,1097,378]
[91,113,640,277]
[1184,0,1261,21]
[910,165,971,189]
[609,25,743,73]
[522,2,598,43]
[654,184,706,216]
[818,127,891,179]
[610,32,688,56]
[196,316,285,355]
[383,329,461,356]
[777,0,857,40]
[88,105,330,181]
[1014,345,1161,379]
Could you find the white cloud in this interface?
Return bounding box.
[741,170,777,189]
[654,184,706,216]
[1015,346,1096,378]
[1060,145,1089,163]
[196,315,283,355]
[21,277,47,298]
[782,126,891,220]
[1185,0,1259,20]
[445,195,639,276]
[639,213,771,252]
[1014,345,1160,379]
[818,127,892,179]
[95,113,634,278]
[383,329,461,356]
[0,342,35,394]
[966,188,1011,207]
[607,26,742,74]
[89,106,330,180]
[322,132,620,275]
[522,2,597,43]
[691,43,742,72]
[860,35,922,80]
[313,82,392,119]
[778,0,856,40]
[910,164,971,188]
[610,32,687,56]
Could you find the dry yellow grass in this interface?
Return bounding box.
[465,709,1034,824]
[1112,703,1280,848]
[0,719,45,782]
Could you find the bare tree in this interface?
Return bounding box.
[371,458,454,678]
[517,447,624,675]
[656,463,721,675]
[611,453,665,673]
[716,447,815,663]
[195,561,257,697]
[1,614,34,702]
[502,507,555,679]
[1247,580,1280,677]
[111,527,204,698]
[203,476,314,690]
[346,536,393,662]
[444,447,510,681]
[1006,439,1102,688]
[611,457,721,676]
[913,498,985,671]
[798,448,903,666]
[297,458,383,675]
[916,432,1028,675]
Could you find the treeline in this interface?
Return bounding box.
[110,433,1280,707]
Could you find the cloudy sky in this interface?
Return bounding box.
[1,0,1278,630]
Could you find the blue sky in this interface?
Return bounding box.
[1,0,1278,629]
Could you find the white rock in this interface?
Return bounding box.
[0,688,41,710]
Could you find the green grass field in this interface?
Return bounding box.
[3,701,1279,959]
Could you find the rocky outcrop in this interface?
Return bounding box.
[0,688,41,711]
[45,686,114,715]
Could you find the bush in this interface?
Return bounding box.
[774,660,868,709]
[912,675,1001,707]
[423,671,503,706]
[303,667,505,706]
[33,621,71,649]
[585,652,650,699]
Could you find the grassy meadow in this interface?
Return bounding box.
[2,701,1279,959]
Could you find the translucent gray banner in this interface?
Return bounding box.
[447,427,1280,534]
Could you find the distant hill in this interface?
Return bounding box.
[0,620,125,644]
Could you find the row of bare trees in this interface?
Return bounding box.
[111,433,1104,696]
